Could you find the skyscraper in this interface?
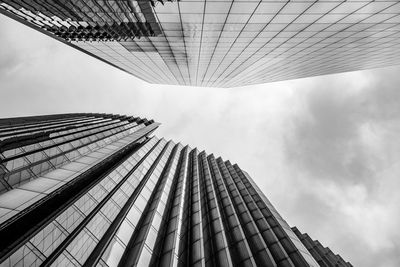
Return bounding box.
[292,227,353,267]
[0,113,350,266]
[1,0,399,87]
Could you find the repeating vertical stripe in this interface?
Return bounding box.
[0,114,351,266]
[2,0,400,87]
[292,227,353,267]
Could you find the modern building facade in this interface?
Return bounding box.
[1,1,400,87]
[292,227,353,267]
[0,113,351,266]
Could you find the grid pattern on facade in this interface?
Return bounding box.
[0,113,352,267]
[1,0,400,87]
[0,0,163,40]
[0,113,157,227]
[292,227,354,267]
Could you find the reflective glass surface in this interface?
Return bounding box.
[0,114,350,267]
[1,1,399,87]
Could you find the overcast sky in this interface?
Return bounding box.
[1,14,400,266]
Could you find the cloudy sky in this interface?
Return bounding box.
[1,14,400,266]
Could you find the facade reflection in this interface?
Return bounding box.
[0,113,351,266]
[1,0,399,87]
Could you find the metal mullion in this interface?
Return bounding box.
[228,0,397,86]
[177,1,192,85]
[50,119,125,141]
[37,117,110,135]
[200,0,235,86]
[233,32,400,85]
[291,229,327,267]
[0,116,102,137]
[1,122,145,190]
[175,147,194,266]
[25,144,57,173]
[2,121,140,164]
[324,247,343,267]
[216,0,320,87]
[176,148,192,265]
[204,0,266,87]
[0,129,154,263]
[225,162,296,266]
[83,142,179,267]
[5,147,40,184]
[194,0,207,86]
[67,122,123,152]
[2,115,101,132]
[0,117,105,139]
[0,163,12,191]
[26,240,47,261]
[152,34,188,85]
[198,152,233,267]
[233,165,317,266]
[312,241,336,267]
[39,138,163,267]
[197,152,215,265]
[110,140,174,267]
[187,149,205,266]
[285,19,400,65]
[50,117,116,135]
[141,4,186,84]
[0,115,95,132]
[66,40,158,84]
[45,138,155,245]
[220,0,348,86]
[44,119,113,140]
[150,145,190,267]
[215,158,276,267]
[336,253,351,267]
[97,41,166,83]
[245,26,399,83]
[134,36,182,84]
[248,20,400,84]
[207,155,255,266]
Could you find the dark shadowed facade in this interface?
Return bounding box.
[0,113,350,266]
[1,1,400,87]
[292,227,353,267]
[0,114,351,266]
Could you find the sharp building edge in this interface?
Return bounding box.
[0,113,351,266]
[292,227,353,267]
[1,1,400,87]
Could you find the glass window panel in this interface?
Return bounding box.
[102,238,125,267]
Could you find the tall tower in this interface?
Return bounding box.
[1,1,400,87]
[0,113,350,266]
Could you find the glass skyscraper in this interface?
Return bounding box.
[292,227,353,267]
[0,113,351,266]
[1,0,399,87]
